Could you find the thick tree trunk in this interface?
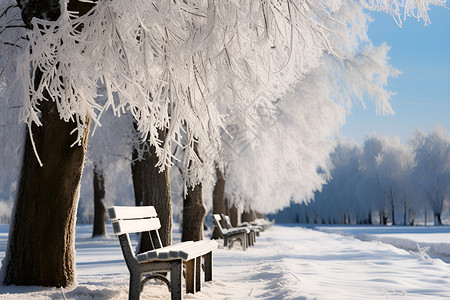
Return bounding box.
[229,203,239,227]
[3,0,94,287]
[138,131,172,252]
[92,165,106,237]
[2,100,90,287]
[212,166,225,239]
[182,183,206,242]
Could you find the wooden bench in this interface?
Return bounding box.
[251,218,275,231]
[221,214,261,246]
[212,214,249,250]
[108,206,218,300]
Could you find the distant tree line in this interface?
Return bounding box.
[275,126,450,226]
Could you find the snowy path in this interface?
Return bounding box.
[0,224,449,299]
[315,225,450,263]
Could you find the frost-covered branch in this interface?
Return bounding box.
[359,0,447,26]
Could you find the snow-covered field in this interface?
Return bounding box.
[0,223,449,299]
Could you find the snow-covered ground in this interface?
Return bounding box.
[315,225,450,263]
[0,223,449,299]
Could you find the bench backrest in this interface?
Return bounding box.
[212,214,225,236]
[108,206,161,235]
[221,214,233,229]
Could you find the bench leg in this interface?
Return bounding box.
[195,256,201,292]
[203,252,212,282]
[249,231,255,246]
[129,272,142,300]
[185,259,195,294]
[242,233,247,250]
[171,261,183,300]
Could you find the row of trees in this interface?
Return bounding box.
[0,0,444,289]
[275,126,450,225]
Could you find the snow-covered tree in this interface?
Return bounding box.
[361,135,414,224]
[224,0,398,216]
[275,129,448,226]
[410,126,450,225]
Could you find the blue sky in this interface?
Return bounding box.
[340,6,450,145]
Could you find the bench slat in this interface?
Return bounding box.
[137,240,218,262]
[170,240,218,261]
[111,218,161,235]
[137,241,196,262]
[108,206,157,220]
[223,227,249,235]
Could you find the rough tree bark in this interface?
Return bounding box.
[229,203,239,227]
[2,0,95,287]
[212,165,225,239]
[241,209,256,223]
[181,141,206,242]
[92,164,106,237]
[3,99,90,286]
[182,183,206,242]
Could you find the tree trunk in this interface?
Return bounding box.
[182,183,206,242]
[403,197,407,226]
[389,188,395,225]
[409,210,415,226]
[131,147,143,207]
[138,134,172,252]
[92,165,106,237]
[434,213,442,226]
[242,209,255,223]
[229,203,238,227]
[2,100,90,287]
[212,166,225,239]
[424,205,428,226]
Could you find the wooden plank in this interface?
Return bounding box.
[170,261,183,300]
[195,256,201,292]
[138,241,196,262]
[171,240,218,261]
[108,206,157,221]
[223,227,249,235]
[185,259,195,294]
[203,252,212,282]
[111,218,161,235]
[157,241,197,260]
